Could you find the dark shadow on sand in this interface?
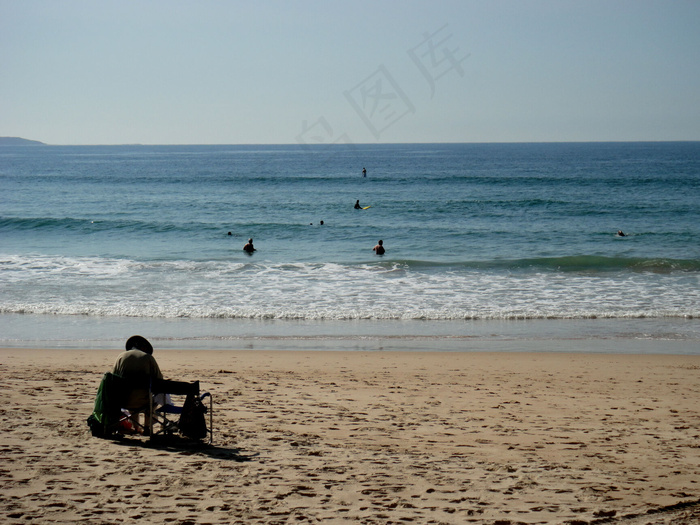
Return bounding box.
[109,434,258,462]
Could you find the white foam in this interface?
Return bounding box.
[1,254,698,321]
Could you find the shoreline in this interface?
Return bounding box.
[3,348,700,523]
[2,314,699,354]
[1,338,699,355]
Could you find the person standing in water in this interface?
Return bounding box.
[362,167,367,177]
[373,240,385,255]
[243,238,256,253]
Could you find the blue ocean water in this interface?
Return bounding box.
[1,142,699,350]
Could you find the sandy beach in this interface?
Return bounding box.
[2,348,700,524]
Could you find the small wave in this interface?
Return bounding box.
[0,303,697,322]
[494,255,700,273]
[0,216,218,236]
[0,216,90,232]
[381,255,700,273]
[2,253,699,278]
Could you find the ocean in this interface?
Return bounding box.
[1,142,699,352]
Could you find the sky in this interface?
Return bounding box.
[1,0,699,145]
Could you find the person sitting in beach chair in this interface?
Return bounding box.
[87,335,212,443]
[111,335,163,432]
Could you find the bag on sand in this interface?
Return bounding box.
[178,393,208,440]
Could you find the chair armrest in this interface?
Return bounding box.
[152,379,199,395]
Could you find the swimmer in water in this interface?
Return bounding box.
[243,238,256,253]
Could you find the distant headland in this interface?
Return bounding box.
[0,137,46,146]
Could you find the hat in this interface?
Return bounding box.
[125,335,153,355]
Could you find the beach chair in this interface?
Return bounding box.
[88,374,213,444]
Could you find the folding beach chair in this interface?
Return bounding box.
[88,373,213,444]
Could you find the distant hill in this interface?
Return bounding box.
[0,137,46,146]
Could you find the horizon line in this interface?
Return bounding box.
[4,138,700,147]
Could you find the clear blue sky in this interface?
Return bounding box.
[2,0,699,145]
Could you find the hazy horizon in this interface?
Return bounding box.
[2,1,699,146]
[7,138,700,147]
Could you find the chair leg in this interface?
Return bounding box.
[204,393,213,445]
[147,395,154,439]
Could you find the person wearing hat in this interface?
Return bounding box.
[112,335,163,431]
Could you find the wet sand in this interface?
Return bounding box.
[2,348,700,524]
